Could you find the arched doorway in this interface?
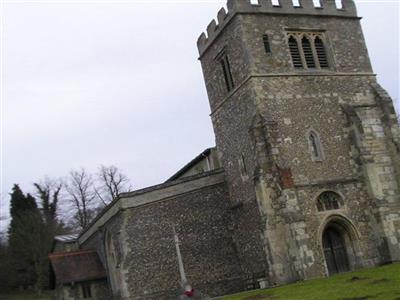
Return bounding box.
[323,226,350,275]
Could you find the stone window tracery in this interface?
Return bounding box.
[315,36,329,68]
[288,35,303,68]
[317,191,344,211]
[287,32,330,70]
[301,36,316,68]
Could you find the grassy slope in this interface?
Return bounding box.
[221,263,400,300]
[1,264,399,300]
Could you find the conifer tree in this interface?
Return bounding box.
[8,185,42,290]
[9,184,37,218]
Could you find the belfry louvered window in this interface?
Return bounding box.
[315,37,329,68]
[287,32,330,70]
[288,36,303,69]
[302,36,316,68]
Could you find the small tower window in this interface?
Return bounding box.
[308,130,324,161]
[238,153,249,181]
[219,54,235,93]
[310,133,319,157]
[263,35,271,54]
[315,37,329,68]
[317,192,343,211]
[301,36,316,68]
[288,36,303,69]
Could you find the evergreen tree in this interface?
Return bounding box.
[8,185,42,290]
[9,184,37,218]
[0,231,12,293]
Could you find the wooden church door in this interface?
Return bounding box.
[323,227,350,275]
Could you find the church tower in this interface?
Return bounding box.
[198,0,400,285]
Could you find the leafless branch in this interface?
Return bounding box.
[95,165,132,205]
[64,168,98,229]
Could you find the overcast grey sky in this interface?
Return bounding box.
[0,0,399,230]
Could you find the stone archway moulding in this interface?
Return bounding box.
[318,213,361,246]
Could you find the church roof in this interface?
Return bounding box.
[166,147,214,182]
[78,168,225,244]
[49,250,107,285]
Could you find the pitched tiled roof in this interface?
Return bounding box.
[49,250,107,285]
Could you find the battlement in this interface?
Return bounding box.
[197,0,358,56]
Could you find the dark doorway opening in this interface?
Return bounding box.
[323,226,350,275]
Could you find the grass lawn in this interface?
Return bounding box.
[220,263,400,300]
[0,291,52,300]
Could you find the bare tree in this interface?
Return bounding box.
[95,165,132,206]
[64,168,98,229]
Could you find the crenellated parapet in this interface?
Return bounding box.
[197,0,358,56]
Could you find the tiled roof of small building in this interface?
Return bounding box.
[49,250,107,285]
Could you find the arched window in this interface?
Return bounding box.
[317,191,344,211]
[301,36,316,68]
[308,130,324,161]
[288,36,303,68]
[315,37,329,68]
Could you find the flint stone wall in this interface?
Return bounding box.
[120,180,243,299]
[79,172,245,299]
